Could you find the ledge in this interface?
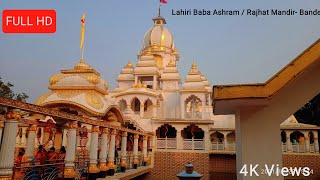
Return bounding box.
[98,166,152,180]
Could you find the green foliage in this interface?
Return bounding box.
[0,77,29,102]
[0,77,29,114]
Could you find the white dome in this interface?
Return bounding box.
[143,16,174,50]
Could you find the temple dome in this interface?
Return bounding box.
[143,16,174,50]
[36,59,111,116]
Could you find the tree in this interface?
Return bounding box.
[0,77,29,102]
[294,93,320,126]
[0,77,29,114]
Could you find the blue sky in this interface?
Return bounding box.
[1,0,320,103]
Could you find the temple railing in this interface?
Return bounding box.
[182,138,204,150]
[211,142,224,151]
[13,160,65,180]
[0,97,154,180]
[156,138,177,149]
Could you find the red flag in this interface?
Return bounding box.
[160,0,167,4]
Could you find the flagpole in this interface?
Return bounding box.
[158,3,161,16]
[81,41,84,60]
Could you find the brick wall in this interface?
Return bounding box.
[144,152,320,180]
[209,154,236,180]
[145,151,209,180]
[283,154,320,179]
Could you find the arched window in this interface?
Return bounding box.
[309,131,315,144]
[144,99,153,118]
[181,124,204,139]
[185,95,202,119]
[156,124,177,138]
[131,98,140,112]
[210,131,224,143]
[118,99,127,112]
[290,131,305,144]
[281,131,287,143]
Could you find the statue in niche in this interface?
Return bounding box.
[189,98,201,119]
[190,99,197,119]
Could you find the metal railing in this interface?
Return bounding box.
[13,159,64,180]
[13,159,89,180]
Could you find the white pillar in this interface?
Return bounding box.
[201,100,206,119]
[64,121,77,179]
[99,128,109,172]
[286,130,292,152]
[107,129,116,170]
[0,111,20,179]
[235,109,284,180]
[0,122,4,145]
[140,104,144,118]
[62,129,68,147]
[153,75,157,90]
[143,136,148,163]
[150,135,156,167]
[120,132,128,168]
[314,131,319,152]
[133,134,139,165]
[89,126,100,174]
[176,131,182,150]
[26,125,37,161]
[180,98,185,119]
[204,131,210,151]
[223,132,229,151]
[21,128,27,146]
[135,76,138,85]
[303,131,310,153]
[152,105,157,118]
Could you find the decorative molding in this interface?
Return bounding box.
[56,90,82,99]
[85,92,104,110]
[41,100,103,116]
[48,86,107,95]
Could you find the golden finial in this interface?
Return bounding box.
[126,61,133,68]
[167,59,175,67]
[134,81,143,88]
[289,118,297,123]
[74,59,91,70]
[191,61,197,70]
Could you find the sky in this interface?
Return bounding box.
[1,0,320,103]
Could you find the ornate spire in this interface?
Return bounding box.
[191,61,197,70]
[74,59,92,70]
[125,60,133,68]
